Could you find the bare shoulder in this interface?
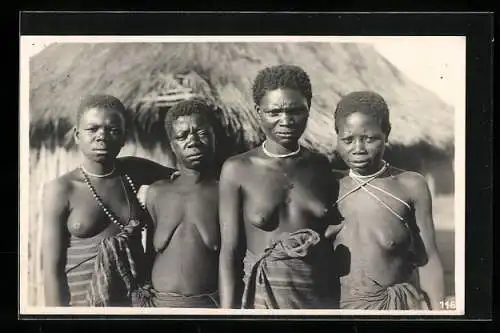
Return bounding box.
[220,149,253,182]
[391,167,431,198]
[392,167,427,185]
[43,169,80,196]
[147,178,176,197]
[42,169,81,209]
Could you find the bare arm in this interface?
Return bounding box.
[144,183,157,243]
[143,185,157,283]
[119,156,176,186]
[325,169,345,239]
[42,180,70,306]
[218,159,244,308]
[145,184,158,271]
[409,173,445,310]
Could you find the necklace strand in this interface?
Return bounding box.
[80,166,147,232]
[80,164,116,178]
[348,160,388,179]
[335,161,389,206]
[262,140,301,158]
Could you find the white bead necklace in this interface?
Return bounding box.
[80,164,116,178]
[262,140,301,158]
[334,160,389,207]
[348,160,388,180]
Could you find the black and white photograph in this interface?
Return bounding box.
[19,35,465,316]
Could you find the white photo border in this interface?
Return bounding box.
[19,35,466,317]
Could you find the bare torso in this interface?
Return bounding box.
[63,168,144,250]
[333,167,427,292]
[148,177,220,295]
[234,147,336,257]
[43,155,175,306]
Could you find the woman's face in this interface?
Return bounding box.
[335,111,388,175]
[170,113,215,171]
[256,88,309,149]
[74,107,126,163]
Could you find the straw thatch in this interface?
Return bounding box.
[29,42,455,193]
[29,42,454,152]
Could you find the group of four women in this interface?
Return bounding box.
[42,64,445,310]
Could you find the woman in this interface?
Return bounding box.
[145,99,221,308]
[331,91,445,310]
[42,94,175,307]
[218,64,339,309]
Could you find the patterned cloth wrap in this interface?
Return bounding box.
[242,228,336,309]
[66,228,152,307]
[340,276,430,310]
[147,290,219,308]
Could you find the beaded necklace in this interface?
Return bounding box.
[81,165,116,178]
[262,140,301,158]
[335,161,389,206]
[348,160,388,180]
[80,166,147,234]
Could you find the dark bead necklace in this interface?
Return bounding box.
[80,166,147,234]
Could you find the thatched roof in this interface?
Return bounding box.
[29,42,454,158]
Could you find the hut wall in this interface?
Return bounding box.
[421,157,455,196]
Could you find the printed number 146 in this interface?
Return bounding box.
[440,297,456,310]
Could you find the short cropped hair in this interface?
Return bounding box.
[334,91,391,135]
[252,64,313,106]
[76,94,127,125]
[164,98,218,140]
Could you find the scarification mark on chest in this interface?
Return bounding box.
[281,170,298,204]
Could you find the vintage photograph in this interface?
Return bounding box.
[19,36,465,316]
